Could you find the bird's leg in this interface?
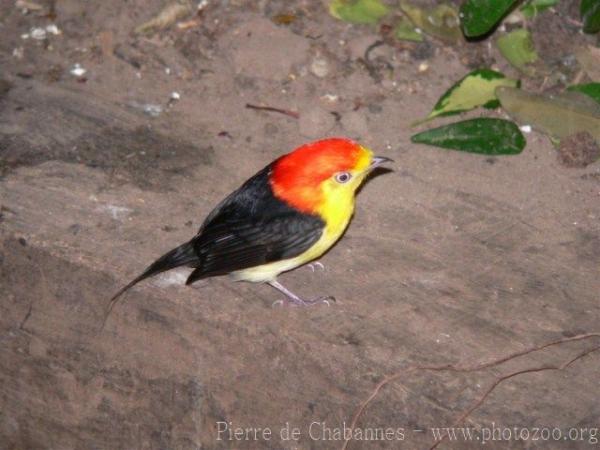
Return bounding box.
[306,261,325,272]
[268,280,334,307]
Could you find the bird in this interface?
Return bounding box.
[105,137,391,322]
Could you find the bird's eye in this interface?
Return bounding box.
[334,172,352,184]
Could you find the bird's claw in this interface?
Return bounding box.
[307,261,325,272]
[304,295,335,306]
[271,295,335,308]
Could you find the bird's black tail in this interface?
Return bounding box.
[102,241,198,329]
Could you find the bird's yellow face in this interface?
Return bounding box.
[314,145,371,222]
[317,145,372,197]
[271,138,388,217]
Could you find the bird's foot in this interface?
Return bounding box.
[307,261,325,272]
[268,280,335,308]
[272,295,335,308]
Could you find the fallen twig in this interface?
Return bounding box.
[245,103,300,119]
[430,344,600,449]
[361,39,393,82]
[134,0,193,34]
[341,333,600,450]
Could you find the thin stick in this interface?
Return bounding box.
[245,103,299,119]
[341,333,600,450]
[430,345,600,449]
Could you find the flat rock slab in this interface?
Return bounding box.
[1,2,600,450]
[2,155,599,449]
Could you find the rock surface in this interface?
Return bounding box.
[1,2,600,450]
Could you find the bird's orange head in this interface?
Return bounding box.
[270,138,390,215]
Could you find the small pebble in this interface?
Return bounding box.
[310,57,329,78]
[30,27,47,40]
[520,125,532,133]
[70,63,87,77]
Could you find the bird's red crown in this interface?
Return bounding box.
[270,138,366,214]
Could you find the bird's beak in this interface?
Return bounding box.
[369,156,393,170]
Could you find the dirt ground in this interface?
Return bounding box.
[1,1,600,449]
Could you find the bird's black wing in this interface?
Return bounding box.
[186,166,325,283]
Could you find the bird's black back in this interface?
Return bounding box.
[186,165,325,283]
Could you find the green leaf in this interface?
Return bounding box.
[420,69,519,123]
[411,118,526,154]
[460,0,519,37]
[581,0,600,33]
[395,16,424,42]
[520,0,559,19]
[400,2,462,43]
[329,0,389,24]
[567,83,600,104]
[496,86,600,142]
[497,29,538,74]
